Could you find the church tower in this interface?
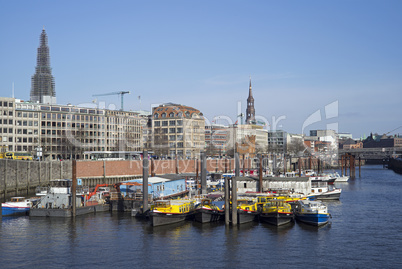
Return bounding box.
[245,77,255,124]
[30,28,56,104]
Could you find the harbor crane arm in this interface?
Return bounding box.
[92,91,131,111]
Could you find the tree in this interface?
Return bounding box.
[268,143,284,155]
[255,142,268,155]
[287,140,306,157]
[150,131,169,157]
[206,141,219,157]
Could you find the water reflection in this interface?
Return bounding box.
[260,221,295,234]
[295,219,332,231]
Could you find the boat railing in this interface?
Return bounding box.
[35,186,49,195]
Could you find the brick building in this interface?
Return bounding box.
[150,103,205,158]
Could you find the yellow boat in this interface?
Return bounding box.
[150,199,195,227]
[194,198,224,223]
[259,199,294,226]
[237,199,259,224]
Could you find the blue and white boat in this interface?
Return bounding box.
[294,199,331,226]
[1,197,33,216]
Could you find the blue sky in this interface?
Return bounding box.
[1,0,401,138]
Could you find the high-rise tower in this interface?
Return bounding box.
[30,28,56,104]
[245,77,255,124]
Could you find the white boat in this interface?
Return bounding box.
[333,172,349,182]
[303,169,316,176]
[310,174,337,185]
[308,181,341,200]
[294,199,331,226]
[2,197,35,216]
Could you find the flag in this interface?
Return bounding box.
[235,120,238,124]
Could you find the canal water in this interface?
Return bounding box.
[1,165,402,269]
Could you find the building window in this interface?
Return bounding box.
[161,113,167,118]
[169,112,174,117]
[162,121,168,126]
[169,128,175,133]
[154,113,159,118]
[169,120,175,126]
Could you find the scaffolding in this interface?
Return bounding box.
[30,28,56,103]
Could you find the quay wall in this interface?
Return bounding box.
[388,158,402,174]
[0,158,248,200]
[0,159,72,199]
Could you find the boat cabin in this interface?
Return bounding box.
[152,199,195,214]
[10,197,27,202]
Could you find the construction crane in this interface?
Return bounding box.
[385,125,402,135]
[92,91,131,111]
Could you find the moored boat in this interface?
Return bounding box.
[310,174,336,185]
[194,198,224,223]
[294,199,331,226]
[2,197,35,216]
[308,181,341,200]
[150,199,195,227]
[237,200,259,224]
[259,199,294,226]
[30,179,108,217]
[333,172,349,182]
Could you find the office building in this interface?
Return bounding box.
[151,103,205,158]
